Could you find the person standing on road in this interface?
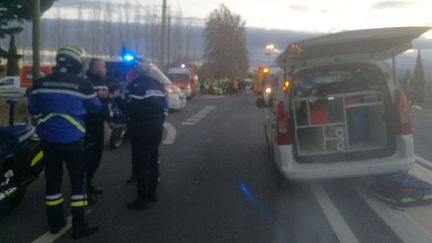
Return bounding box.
[233,78,240,96]
[125,60,168,210]
[28,46,100,239]
[84,58,110,205]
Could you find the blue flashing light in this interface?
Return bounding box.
[180,63,186,68]
[123,54,135,62]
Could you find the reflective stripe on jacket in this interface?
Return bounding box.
[29,72,102,144]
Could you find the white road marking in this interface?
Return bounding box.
[416,155,432,171]
[355,181,432,243]
[32,209,94,243]
[187,118,201,122]
[162,122,177,145]
[181,122,196,125]
[32,183,125,243]
[310,182,360,243]
[182,106,216,126]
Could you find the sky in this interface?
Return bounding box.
[39,0,432,74]
[48,0,432,34]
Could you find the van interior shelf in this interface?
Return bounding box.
[293,90,387,156]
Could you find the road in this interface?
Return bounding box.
[411,110,432,162]
[0,93,430,243]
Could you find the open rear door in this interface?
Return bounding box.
[277,27,431,67]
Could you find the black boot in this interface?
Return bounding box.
[126,198,148,210]
[50,219,67,234]
[47,205,67,234]
[72,225,99,239]
[71,206,99,239]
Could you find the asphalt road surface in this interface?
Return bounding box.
[1,93,430,243]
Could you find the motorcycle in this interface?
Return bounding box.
[108,97,127,150]
[0,99,44,212]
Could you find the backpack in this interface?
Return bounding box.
[372,173,432,206]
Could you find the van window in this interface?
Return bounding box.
[0,78,14,86]
[294,68,381,98]
[149,64,172,86]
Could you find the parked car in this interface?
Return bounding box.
[0,76,27,98]
[258,27,431,180]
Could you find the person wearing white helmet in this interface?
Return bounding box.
[124,59,168,210]
[28,45,100,239]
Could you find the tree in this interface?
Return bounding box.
[0,0,56,74]
[413,50,425,105]
[203,4,249,80]
[6,35,22,76]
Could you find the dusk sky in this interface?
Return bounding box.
[47,0,432,34]
[38,0,432,71]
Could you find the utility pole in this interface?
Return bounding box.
[160,0,167,70]
[33,0,41,80]
[167,15,171,67]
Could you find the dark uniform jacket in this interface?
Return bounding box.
[28,71,101,144]
[125,73,168,122]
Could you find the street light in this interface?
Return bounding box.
[265,44,275,51]
[265,44,275,56]
[265,43,275,66]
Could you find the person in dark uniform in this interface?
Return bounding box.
[125,60,168,210]
[28,46,100,239]
[84,58,110,204]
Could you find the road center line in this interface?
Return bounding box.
[182,106,216,125]
[310,182,360,243]
[187,118,201,122]
[181,122,196,125]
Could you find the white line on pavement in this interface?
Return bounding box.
[181,122,196,125]
[32,209,94,243]
[416,155,432,171]
[310,182,360,243]
[181,106,216,126]
[31,183,125,243]
[162,122,177,145]
[355,181,432,243]
[187,118,201,122]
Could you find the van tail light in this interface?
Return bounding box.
[276,101,292,145]
[397,91,411,135]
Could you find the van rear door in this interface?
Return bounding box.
[277,27,431,66]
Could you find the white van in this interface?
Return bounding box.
[0,76,26,98]
[258,27,431,180]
